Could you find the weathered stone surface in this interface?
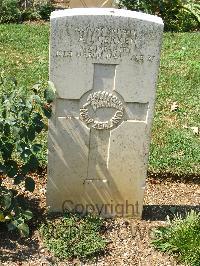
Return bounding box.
[47,8,163,217]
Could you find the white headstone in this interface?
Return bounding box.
[47,8,163,217]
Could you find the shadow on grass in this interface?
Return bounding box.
[142,204,200,221]
[0,197,46,263]
[148,171,200,184]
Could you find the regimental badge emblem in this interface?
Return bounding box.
[79,91,124,130]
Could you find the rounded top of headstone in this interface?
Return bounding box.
[50,8,163,25]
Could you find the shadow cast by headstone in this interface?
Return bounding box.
[142,204,200,221]
[148,171,200,184]
[0,196,46,263]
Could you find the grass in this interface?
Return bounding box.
[39,213,107,260]
[150,32,200,175]
[152,211,200,266]
[0,24,49,89]
[0,24,199,175]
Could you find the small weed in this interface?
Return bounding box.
[39,213,107,260]
[152,211,200,266]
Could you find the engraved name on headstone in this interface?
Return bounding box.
[47,8,163,217]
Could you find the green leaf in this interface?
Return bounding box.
[27,125,36,141]
[18,223,29,237]
[42,106,52,119]
[4,123,10,135]
[16,216,25,224]
[21,112,30,123]
[34,119,45,133]
[32,95,41,104]
[0,211,5,222]
[16,196,26,209]
[48,81,56,93]
[22,154,39,174]
[44,83,56,103]
[32,83,41,93]
[17,142,27,152]
[0,162,5,173]
[4,160,18,178]
[8,220,18,231]
[21,148,32,160]
[1,142,14,161]
[32,113,43,123]
[0,192,12,209]
[5,160,17,168]
[28,154,39,171]
[0,121,3,132]
[22,210,33,221]
[12,125,20,137]
[2,109,6,119]
[25,176,35,192]
[32,113,45,132]
[19,126,28,139]
[32,143,42,153]
[14,175,24,185]
[26,100,33,110]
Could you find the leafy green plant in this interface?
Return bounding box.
[0,76,55,236]
[20,1,55,21]
[119,0,200,32]
[0,0,21,23]
[40,213,107,259]
[37,2,55,20]
[152,211,200,266]
[0,0,55,23]
[20,8,41,21]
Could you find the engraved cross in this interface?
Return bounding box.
[84,64,117,181]
[58,63,149,183]
[80,63,148,182]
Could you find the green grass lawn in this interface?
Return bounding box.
[150,32,200,175]
[0,24,49,89]
[0,24,199,175]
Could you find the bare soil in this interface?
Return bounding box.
[0,172,199,266]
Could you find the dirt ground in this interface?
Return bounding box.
[0,172,199,266]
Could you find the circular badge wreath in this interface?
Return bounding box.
[80,91,124,130]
